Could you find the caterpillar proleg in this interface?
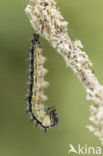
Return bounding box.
[26,33,58,131]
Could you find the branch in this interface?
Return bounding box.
[25,0,103,144]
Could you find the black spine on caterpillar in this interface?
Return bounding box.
[26,33,59,131]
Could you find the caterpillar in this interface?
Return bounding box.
[26,33,58,131]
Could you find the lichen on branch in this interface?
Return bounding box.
[25,0,103,144]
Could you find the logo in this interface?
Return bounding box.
[68,144,101,155]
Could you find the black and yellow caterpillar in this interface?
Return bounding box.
[26,33,58,131]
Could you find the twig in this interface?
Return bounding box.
[25,0,103,144]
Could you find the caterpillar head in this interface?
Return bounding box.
[42,107,58,128]
[48,107,58,127]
